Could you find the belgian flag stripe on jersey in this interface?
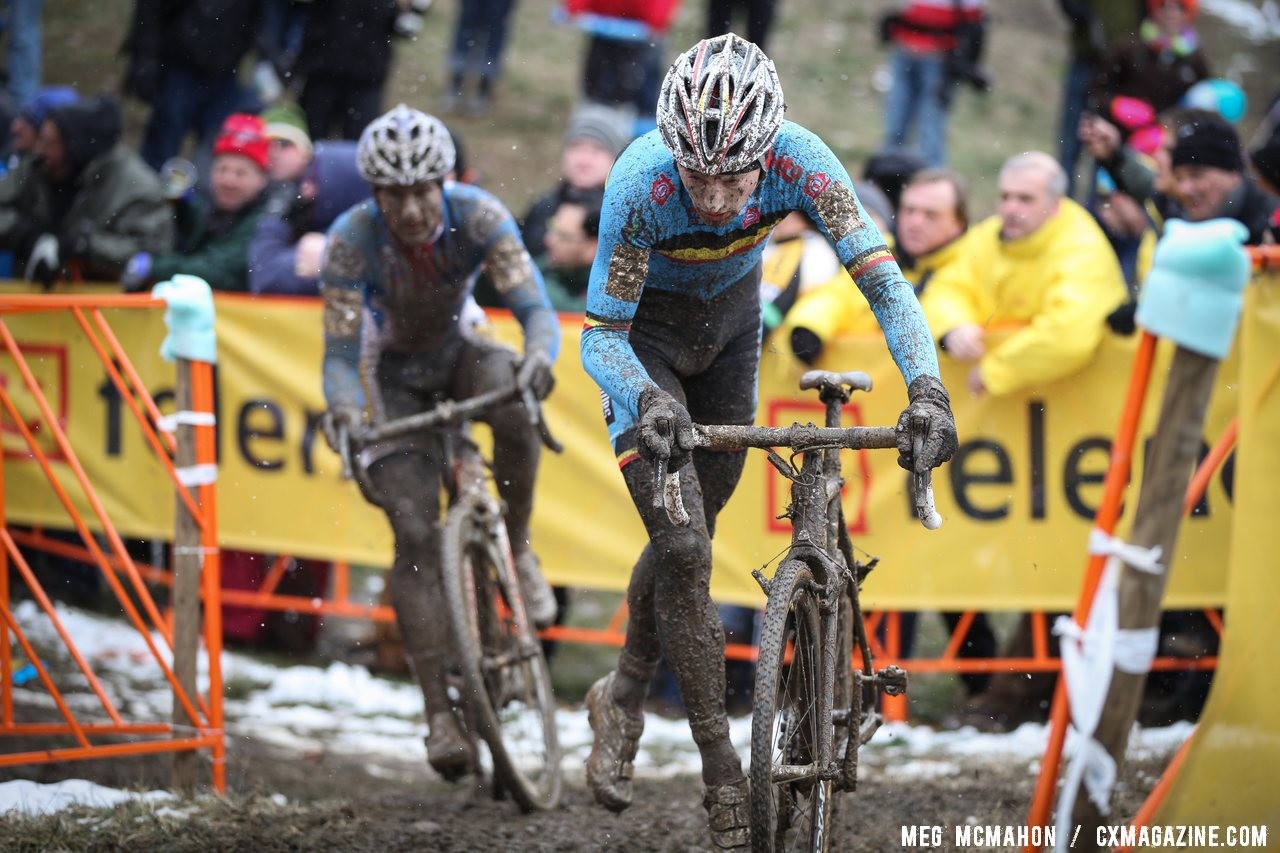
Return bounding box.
[651,211,790,264]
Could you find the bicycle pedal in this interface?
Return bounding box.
[876,664,908,696]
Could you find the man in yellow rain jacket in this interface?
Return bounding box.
[787,167,971,364]
[921,151,1126,397]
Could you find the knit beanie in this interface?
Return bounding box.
[21,86,78,128]
[213,113,270,171]
[1170,114,1242,172]
[565,102,634,158]
[261,102,312,152]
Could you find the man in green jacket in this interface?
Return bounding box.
[123,113,272,292]
[0,95,173,285]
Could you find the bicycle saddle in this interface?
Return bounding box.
[799,370,873,394]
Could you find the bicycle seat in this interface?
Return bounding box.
[799,370,873,394]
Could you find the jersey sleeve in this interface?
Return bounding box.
[469,190,561,360]
[579,147,663,418]
[778,124,942,388]
[320,211,372,411]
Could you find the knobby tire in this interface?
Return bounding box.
[750,560,833,852]
[441,494,562,811]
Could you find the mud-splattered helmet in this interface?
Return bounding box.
[356,104,455,186]
[657,33,785,175]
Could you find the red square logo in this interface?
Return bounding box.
[763,398,874,536]
[1,343,69,461]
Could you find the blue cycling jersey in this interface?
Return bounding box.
[321,182,560,410]
[580,122,942,424]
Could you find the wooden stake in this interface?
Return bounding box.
[1069,345,1220,849]
[170,357,200,792]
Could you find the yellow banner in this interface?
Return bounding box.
[2,284,1247,610]
[1148,272,1280,832]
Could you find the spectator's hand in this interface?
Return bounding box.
[294,232,328,279]
[895,375,958,473]
[1079,113,1121,162]
[515,350,555,401]
[942,324,984,361]
[637,386,696,473]
[24,234,61,289]
[121,252,153,292]
[967,366,987,398]
[320,404,364,455]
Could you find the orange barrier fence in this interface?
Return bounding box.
[0,292,225,792]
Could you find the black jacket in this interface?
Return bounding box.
[295,0,398,85]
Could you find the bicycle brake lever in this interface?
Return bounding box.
[663,471,689,527]
[911,418,943,530]
[651,456,690,526]
[337,423,354,481]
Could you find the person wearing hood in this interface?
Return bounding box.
[248,140,369,294]
[123,113,273,293]
[0,94,173,286]
[7,85,78,167]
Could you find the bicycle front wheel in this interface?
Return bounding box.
[442,496,562,811]
[750,559,833,852]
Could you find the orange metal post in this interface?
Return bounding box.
[192,359,226,792]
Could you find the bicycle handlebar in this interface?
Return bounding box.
[653,421,942,531]
[337,385,562,480]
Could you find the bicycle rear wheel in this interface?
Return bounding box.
[442,497,562,811]
[750,559,833,852]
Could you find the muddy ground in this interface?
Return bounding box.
[0,713,1171,853]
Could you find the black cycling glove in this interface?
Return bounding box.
[895,375,959,473]
[515,350,555,400]
[637,386,696,473]
[320,404,364,455]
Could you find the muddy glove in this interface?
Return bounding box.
[515,350,555,400]
[320,404,364,455]
[637,386,696,473]
[24,233,61,289]
[895,375,958,473]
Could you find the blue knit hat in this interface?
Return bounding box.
[20,86,78,128]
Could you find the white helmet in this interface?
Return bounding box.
[657,33,785,175]
[357,104,455,186]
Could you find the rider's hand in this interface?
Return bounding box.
[895,375,958,474]
[320,404,364,454]
[637,386,696,473]
[515,350,555,400]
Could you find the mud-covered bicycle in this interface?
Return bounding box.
[656,369,942,851]
[338,385,563,812]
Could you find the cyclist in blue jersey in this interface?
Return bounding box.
[318,105,561,782]
[579,35,958,849]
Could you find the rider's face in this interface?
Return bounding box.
[677,165,761,226]
[375,181,444,246]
